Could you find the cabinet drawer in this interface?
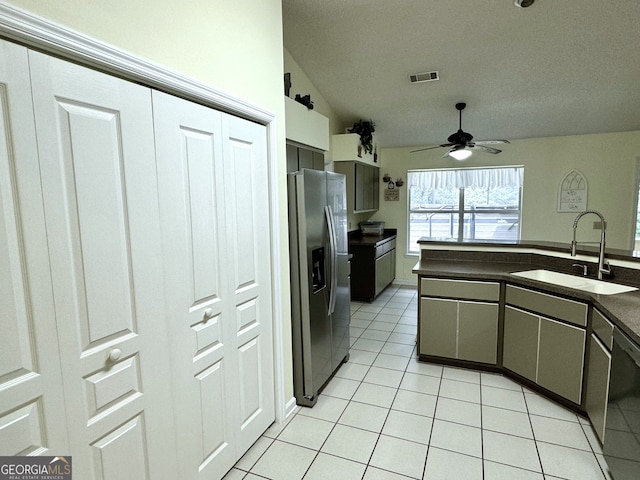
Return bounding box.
[421,278,500,302]
[375,238,396,258]
[506,285,587,327]
[592,309,614,350]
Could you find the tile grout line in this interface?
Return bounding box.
[421,356,443,479]
[523,386,547,478]
[479,373,486,480]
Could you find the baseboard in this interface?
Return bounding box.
[283,397,298,421]
[392,279,418,287]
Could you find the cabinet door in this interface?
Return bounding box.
[372,167,379,210]
[458,301,499,364]
[29,51,177,478]
[538,317,586,404]
[363,165,373,209]
[374,250,392,296]
[222,113,275,455]
[586,334,611,444]
[312,151,325,170]
[286,143,299,173]
[420,298,457,358]
[503,306,539,382]
[355,162,365,211]
[0,39,68,456]
[153,91,275,477]
[152,91,235,478]
[298,147,314,170]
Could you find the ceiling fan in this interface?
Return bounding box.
[411,102,510,160]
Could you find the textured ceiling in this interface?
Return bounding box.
[282,0,640,148]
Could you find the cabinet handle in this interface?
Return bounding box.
[203,308,214,319]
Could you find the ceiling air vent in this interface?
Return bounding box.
[409,71,439,84]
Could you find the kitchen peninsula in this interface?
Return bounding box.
[414,239,640,444]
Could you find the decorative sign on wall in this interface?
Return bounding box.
[558,169,588,212]
[384,189,399,201]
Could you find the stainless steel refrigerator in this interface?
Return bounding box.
[288,169,350,407]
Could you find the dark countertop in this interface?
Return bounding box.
[417,238,640,262]
[349,228,397,247]
[413,258,640,345]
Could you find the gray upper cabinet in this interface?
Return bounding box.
[286,143,324,173]
[355,162,379,212]
[334,161,379,213]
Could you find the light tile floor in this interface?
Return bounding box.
[226,286,613,480]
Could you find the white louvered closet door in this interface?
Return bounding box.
[0,39,69,458]
[28,51,178,479]
[152,91,275,479]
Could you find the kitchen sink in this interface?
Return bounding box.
[510,269,638,295]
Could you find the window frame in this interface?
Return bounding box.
[407,167,523,254]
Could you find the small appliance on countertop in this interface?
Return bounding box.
[359,221,384,236]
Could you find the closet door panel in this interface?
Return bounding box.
[152,91,237,480]
[222,114,274,454]
[0,39,67,456]
[28,51,176,479]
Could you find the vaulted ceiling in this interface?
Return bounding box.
[282,0,640,148]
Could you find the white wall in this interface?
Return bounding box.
[371,130,640,283]
[6,0,296,402]
[284,49,343,138]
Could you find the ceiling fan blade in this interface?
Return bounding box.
[471,144,502,154]
[474,139,511,145]
[410,143,454,153]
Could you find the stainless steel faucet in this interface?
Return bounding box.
[570,210,611,280]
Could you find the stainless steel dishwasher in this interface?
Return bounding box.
[603,327,640,479]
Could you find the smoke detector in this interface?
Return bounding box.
[514,0,536,7]
[409,71,439,84]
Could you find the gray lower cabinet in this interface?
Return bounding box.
[503,306,539,382]
[419,278,500,364]
[537,317,586,404]
[585,309,614,443]
[420,298,457,358]
[504,285,588,405]
[458,301,500,364]
[374,248,396,297]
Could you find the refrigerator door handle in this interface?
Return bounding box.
[325,205,338,315]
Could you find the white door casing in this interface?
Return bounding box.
[0,39,69,458]
[152,91,275,478]
[28,51,178,479]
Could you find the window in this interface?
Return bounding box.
[408,166,524,253]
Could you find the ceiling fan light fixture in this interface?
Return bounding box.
[448,148,472,161]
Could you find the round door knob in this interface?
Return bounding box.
[203,308,214,319]
[108,348,122,362]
